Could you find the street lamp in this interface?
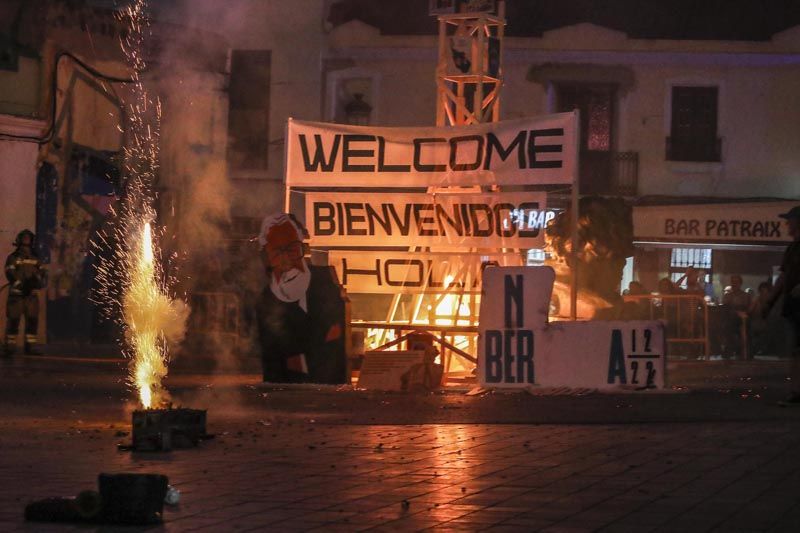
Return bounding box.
[344,93,372,125]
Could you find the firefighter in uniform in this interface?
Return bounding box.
[3,230,45,356]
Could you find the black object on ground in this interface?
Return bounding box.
[25,473,168,525]
[124,407,210,451]
[98,473,168,524]
[24,490,101,522]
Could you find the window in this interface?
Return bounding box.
[669,248,712,286]
[667,86,720,162]
[227,50,271,172]
[670,248,711,270]
[557,84,614,153]
[526,249,547,266]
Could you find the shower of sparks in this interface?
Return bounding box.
[93,0,187,409]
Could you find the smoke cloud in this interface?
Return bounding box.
[145,1,261,374]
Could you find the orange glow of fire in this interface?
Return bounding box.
[433,276,472,327]
[118,222,188,409]
[430,276,474,369]
[123,222,167,408]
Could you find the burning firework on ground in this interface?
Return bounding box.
[94,0,188,409]
[122,220,188,408]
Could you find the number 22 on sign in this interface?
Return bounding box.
[607,328,660,388]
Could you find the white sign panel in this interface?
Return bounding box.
[478,267,665,390]
[478,264,555,334]
[328,251,524,294]
[357,351,426,391]
[305,191,552,248]
[532,321,666,390]
[286,114,578,187]
[633,202,797,244]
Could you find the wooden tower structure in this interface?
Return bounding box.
[434,1,506,126]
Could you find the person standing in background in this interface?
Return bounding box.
[3,230,45,356]
[766,206,800,405]
[677,266,705,296]
[723,275,752,311]
[749,281,773,356]
[722,274,752,358]
[699,269,716,302]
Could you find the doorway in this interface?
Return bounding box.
[556,83,616,195]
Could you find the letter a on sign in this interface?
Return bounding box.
[607,329,627,384]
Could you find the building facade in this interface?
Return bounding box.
[321,4,800,300]
[2,0,799,345]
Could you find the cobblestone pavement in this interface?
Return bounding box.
[1,360,800,532]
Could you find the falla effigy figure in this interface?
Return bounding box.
[256,212,349,384]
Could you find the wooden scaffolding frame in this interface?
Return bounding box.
[281,2,580,383]
[435,3,506,126]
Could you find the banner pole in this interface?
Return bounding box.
[570,109,580,321]
[283,118,291,213]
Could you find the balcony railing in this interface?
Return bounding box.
[623,294,710,358]
[666,136,722,162]
[611,151,638,196]
[579,151,638,197]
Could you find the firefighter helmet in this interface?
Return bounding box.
[13,229,35,247]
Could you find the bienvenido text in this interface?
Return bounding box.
[312,201,553,238]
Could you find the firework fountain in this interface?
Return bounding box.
[95,0,188,410]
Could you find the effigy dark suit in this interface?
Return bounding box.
[257,265,349,384]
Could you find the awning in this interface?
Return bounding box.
[633,201,797,249]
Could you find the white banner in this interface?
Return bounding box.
[328,251,523,294]
[305,191,552,248]
[286,114,578,187]
[478,267,665,390]
[633,202,797,244]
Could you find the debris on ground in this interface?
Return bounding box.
[164,485,180,506]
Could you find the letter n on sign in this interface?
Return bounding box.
[478,266,554,388]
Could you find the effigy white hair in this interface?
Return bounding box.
[258,212,304,248]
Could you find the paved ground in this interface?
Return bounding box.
[1,356,799,532]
